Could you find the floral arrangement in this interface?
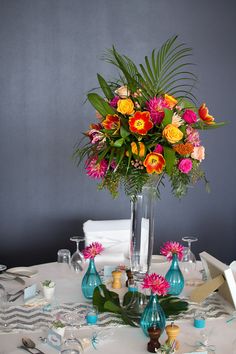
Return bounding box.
[142,273,170,295]
[160,241,184,261]
[74,36,225,199]
[83,242,104,259]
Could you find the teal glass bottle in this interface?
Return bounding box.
[165,253,184,295]
[81,258,102,299]
[140,293,166,336]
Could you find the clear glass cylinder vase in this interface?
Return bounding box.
[130,179,158,281]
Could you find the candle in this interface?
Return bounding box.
[86,306,98,325]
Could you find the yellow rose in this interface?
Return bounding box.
[131,142,145,157]
[162,124,183,144]
[117,98,135,115]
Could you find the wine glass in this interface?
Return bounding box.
[61,311,84,354]
[180,236,198,282]
[70,236,85,272]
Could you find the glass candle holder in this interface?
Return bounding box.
[86,305,98,325]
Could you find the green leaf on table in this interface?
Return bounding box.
[159,295,188,317]
[93,284,120,312]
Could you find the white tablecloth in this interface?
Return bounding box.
[0,261,235,353]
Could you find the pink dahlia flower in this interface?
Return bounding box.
[109,96,120,108]
[85,157,108,179]
[182,109,197,124]
[186,126,200,147]
[178,158,193,174]
[146,97,169,124]
[160,241,184,261]
[142,273,170,296]
[154,144,164,154]
[83,242,104,259]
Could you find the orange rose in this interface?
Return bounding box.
[162,124,183,144]
[164,94,178,109]
[131,142,146,157]
[117,98,135,115]
[143,152,165,174]
[198,103,215,125]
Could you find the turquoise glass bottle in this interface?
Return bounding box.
[81,258,102,299]
[165,253,184,295]
[140,293,166,336]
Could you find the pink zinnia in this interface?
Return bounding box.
[85,157,108,179]
[186,126,200,147]
[154,144,164,154]
[178,158,193,174]
[109,96,119,108]
[182,109,197,124]
[160,241,184,261]
[83,242,104,259]
[146,97,169,124]
[142,273,170,296]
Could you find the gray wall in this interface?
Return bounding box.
[0,0,235,267]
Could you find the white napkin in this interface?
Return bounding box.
[83,219,130,262]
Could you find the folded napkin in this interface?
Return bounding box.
[83,219,130,262]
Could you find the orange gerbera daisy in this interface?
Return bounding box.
[173,142,194,155]
[198,103,215,125]
[102,114,120,131]
[129,111,153,135]
[143,152,165,174]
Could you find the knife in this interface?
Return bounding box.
[6,271,31,278]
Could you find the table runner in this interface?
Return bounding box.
[0,293,231,333]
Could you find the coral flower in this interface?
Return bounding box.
[142,273,170,296]
[131,141,146,157]
[160,241,184,261]
[143,152,165,174]
[102,114,120,131]
[191,146,205,162]
[83,242,104,259]
[164,94,178,109]
[198,103,215,125]
[129,111,154,135]
[173,142,194,156]
[146,97,169,124]
[85,157,108,179]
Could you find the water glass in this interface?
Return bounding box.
[57,249,71,264]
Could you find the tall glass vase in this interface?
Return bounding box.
[130,176,160,281]
[81,258,102,299]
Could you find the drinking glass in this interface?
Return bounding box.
[61,312,84,354]
[180,236,198,282]
[57,249,71,264]
[70,236,85,272]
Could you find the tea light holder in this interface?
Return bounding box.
[86,306,98,325]
[194,311,206,328]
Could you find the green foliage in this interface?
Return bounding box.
[87,93,115,117]
[93,285,188,327]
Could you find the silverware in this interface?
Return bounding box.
[22,337,45,354]
[18,346,43,354]
[9,290,24,302]
[6,271,31,278]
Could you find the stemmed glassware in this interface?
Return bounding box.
[180,236,198,282]
[61,311,84,354]
[70,236,85,272]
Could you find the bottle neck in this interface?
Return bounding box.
[171,253,179,269]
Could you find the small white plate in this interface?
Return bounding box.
[6,267,38,278]
[152,255,168,264]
